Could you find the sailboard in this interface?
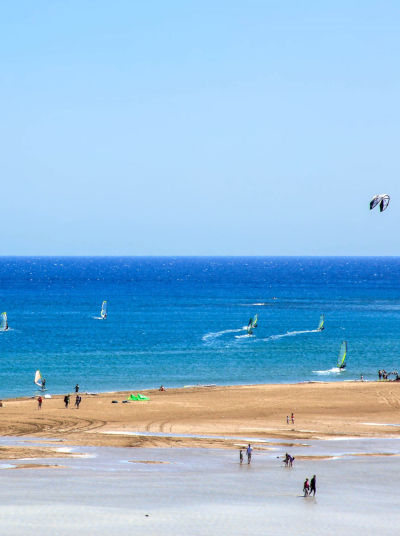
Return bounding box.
[100,301,107,319]
[337,341,347,370]
[0,312,8,331]
[317,314,324,331]
[34,370,44,389]
[246,314,258,335]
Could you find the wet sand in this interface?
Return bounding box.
[0,436,399,535]
[0,382,400,450]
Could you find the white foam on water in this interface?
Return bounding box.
[313,368,342,375]
[202,327,246,341]
[265,329,319,341]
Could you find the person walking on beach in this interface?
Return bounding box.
[64,394,70,408]
[239,450,243,464]
[75,384,79,393]
[75,395,82,409]
[291,413,294,425]
[286,415,289,424]
[246,444,253,464]
[310,475,316,496]
[37,396,43,410]
[303,478,310,497]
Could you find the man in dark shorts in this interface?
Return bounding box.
[310,475,316,496]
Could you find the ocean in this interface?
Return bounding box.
[0,256,399,398]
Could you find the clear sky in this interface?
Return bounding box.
[1,1,399,255]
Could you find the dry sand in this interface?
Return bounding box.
[0,382,399,455]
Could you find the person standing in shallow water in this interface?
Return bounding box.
[239,450,243,464]
[75,384,79,393]
[310,475,316,496]
[303,478,309,497]
[246,444,253,464]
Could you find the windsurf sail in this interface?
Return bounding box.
[0,312,8,331]
[252,314,258,329]
[317,314,324,331]
[34,370,43,388]
[100,300,107,319]
[247,318,253,334]
[337,341,347,369]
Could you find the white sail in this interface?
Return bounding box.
[100,300,107,319]
[34,370,43,388]
[1,312,8,331]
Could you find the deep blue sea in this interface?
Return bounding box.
[0,257,400,398]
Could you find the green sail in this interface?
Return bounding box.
[337,341,347,368]
[252,314,258,329]
[318,314,324,331]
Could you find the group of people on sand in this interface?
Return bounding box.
[37,384,82,410]
[378,370,399,381]
[286,413,294,425]
[303,475,316,496]
[64,393,82,409]
[239,444,253,464]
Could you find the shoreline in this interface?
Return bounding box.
[0,381,399,452]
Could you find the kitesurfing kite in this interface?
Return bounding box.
[370,194,390,212]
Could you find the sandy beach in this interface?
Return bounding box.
[0,382,399,451]
[1,382,400,534]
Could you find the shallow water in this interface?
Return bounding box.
[0,435,399,534]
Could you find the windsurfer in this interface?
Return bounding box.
[41,378,46,390]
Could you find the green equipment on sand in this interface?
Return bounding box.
[128,393,150,401]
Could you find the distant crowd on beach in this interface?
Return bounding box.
[378,370,399,381]
[37,384,82,410]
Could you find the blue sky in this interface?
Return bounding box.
[1,1,399,255]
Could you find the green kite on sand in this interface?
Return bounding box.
[128,393,150,401]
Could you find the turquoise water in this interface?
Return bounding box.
[0,257,399,398]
